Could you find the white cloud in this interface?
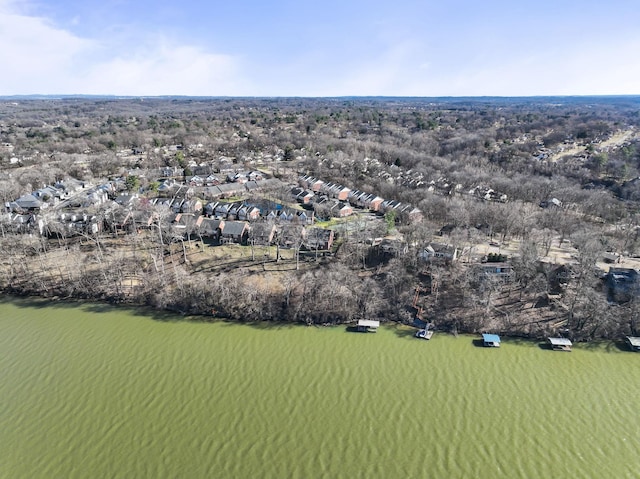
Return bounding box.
[0,2,92,93]
[0,1,249,96]
[76,41,251,96]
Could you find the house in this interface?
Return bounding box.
[220,220,249,244]
[607,267,639,302]
[299,175,324,192]
[203,183,242,199]
[188,175,204,187]
[303,228,334,251]
[310,179,324,192]
[278,224,305,248]
[228,203,242,220]
[214,202,234,219]
[10,194,43,212]
[602,252,621,264]
[198,218,224,242]
[247,170,264,181]
[296,210,314,225]
[265,210,279,221]
[328,201,352,218]
[33,186,62,205]
[180,199,203,214]
[279,208,296,222]
[204,201,220,217]
[249,222,277,245]
[539,197,562,208]
[205,174,221,186]
[46,212,101,237]
[476,262,513,281]
[84,188,109,206]
[114,193,139,207]
[7,213,37,233]
[482,333,501,347]
[407,207,423,223]
[159,166,184,177]
[291,187,315,205]
[240,205,261,221]
[419,243,458,263]
[171,213,201,238]
[369,196,384,212]
[378,238,408,257]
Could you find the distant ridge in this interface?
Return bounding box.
[1,94,639,105]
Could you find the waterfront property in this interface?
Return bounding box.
[625,336,640,351]
[548,337,572,351]
[356,319,379,332]
[482,333,501,347]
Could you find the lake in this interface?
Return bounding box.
[1,296,639,478]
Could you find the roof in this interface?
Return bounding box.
[221,221,248,236]
[548,337,572,346]
[357,320,380,328]
[482,334,501,343]
[626,336,640,348]
[14,194,42,209]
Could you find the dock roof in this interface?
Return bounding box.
[482,334,501,344]
[626,336,640,349]
[548,337,572,347]
[357,319,380,328]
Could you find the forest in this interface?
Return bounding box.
[1,95,640,341]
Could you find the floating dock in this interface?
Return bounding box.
[415,329,434,340]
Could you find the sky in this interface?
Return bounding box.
[1,0,639,97]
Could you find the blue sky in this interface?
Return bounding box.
[1,0,639,96]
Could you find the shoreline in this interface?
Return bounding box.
[2,292,635,350]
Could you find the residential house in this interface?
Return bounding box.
[33,186,63,206]
[303,227,334,251]
[180,199,203,214]
[220,220,249,244]
[205,174,221,186]
[214,202,233,219]
[607,267,639,302]
[378,238,408,257]
[476,262,513,281]
[330,201,353,218]
[369,196,384,212]
[171,213,201,239]
[237,205,261,222]
[249,222,277,245]
[10,194,43,212]
[419,243,458,263]
[188,175,204,187]
[197,218,224,242]
[114,193,139,207]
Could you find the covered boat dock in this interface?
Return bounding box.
[548,337,572,351]
[625,336,640,351]
[482,333,501,348]
[356,319,380,333]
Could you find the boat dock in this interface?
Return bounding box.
[482,333,501,348]
[356,319,380,333]
[548,337,572,351]
[625,336,640,351]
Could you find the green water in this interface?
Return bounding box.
[1,297,639,479]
